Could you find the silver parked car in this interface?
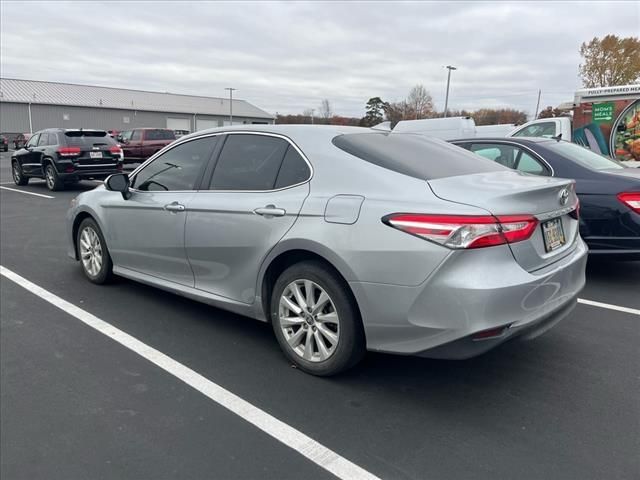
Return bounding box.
[67,125,587,376]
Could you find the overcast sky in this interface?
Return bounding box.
[1,1,638,119]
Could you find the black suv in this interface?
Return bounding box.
[11,129,124,191]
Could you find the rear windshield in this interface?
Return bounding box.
[64,131,116,147]
[332,133,505,180]
[145,129,176,141]
[544,141,625,170]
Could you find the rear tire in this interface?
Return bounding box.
[270,261,365,376]
[76,218,113,284]
[44,163,64,191]
[12,161,28,186]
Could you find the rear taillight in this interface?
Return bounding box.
[569,199,580,220]
[58,147,81,157]
[617,192,640,214]
[109,145,122,155]
[383,214,538,249]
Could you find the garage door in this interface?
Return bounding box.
[196,119,220,131]
[166,118,190,132]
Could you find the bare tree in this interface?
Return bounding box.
[319,99,333,123]
[579,35,640,87]
[407,85,434,119]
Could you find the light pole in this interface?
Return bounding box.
[310,108,315,125]
[443,65,457,118]
[225,87,237,124]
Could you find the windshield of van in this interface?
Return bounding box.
[545,141,625,170]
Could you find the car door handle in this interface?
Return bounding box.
[164,202,186,212]
[254,205,286,217]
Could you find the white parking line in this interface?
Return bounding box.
[578,298,640,316]
[0,265,380,480]
[0,186,54,199]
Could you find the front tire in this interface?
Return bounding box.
[270,261,365,376]
[45,163,64,191]
[12,161,28,186]
[77,218,113,284]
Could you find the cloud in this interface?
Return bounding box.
[1,1,638,118]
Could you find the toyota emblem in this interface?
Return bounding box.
[559,188,570,206]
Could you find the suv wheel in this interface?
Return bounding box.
[44,163,64,191]
[77,218,113,284]
[12,161,28,186]
[270,261,365,376]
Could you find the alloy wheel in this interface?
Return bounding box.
[279,279,340,362]
[12,164,21,183]
[45,166,55,190]
[79,226,103,277]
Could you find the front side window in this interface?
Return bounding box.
[131,136,218,191]
[120,131,132,142]
[131,130,142,141]
[26,134,40,148]
[470,143,519,168]
[209,134,289,190]
[513,122,557,138]
[37,133,49,147]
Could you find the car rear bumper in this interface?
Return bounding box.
[59,169,119,181]
[350,237,588,358]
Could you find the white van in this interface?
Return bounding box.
[393,117,476,140]
[476,124,517,137]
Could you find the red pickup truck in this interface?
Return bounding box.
[118,128,176,163]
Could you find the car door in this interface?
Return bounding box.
[16,133,43,176]
[101,136,219,286]
[185,133,311,303]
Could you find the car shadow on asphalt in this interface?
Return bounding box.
[95,273,581,397]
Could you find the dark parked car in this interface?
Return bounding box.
[451,137,640,259]
[117,128,176,163]
[0,135,8,152]
[13,133,32,150]
[11,128,124,191]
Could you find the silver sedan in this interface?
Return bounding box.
[67,125,587,376]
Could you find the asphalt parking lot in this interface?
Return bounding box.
[1,149,638,480]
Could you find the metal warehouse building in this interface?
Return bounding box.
[0,78,274,138]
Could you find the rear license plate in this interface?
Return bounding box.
[542,218,566,252]
[90,151,103,159]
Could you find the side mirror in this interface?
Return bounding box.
[105,173,131,200]
[118,136,127,144]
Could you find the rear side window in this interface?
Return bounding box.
[65,131,116,147]
[332,133,504,180]
[275,146,311,188]
[469,142,550,176]
[209,134,289,190]
[145,129,176,141]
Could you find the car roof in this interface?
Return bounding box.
[449,136,556,144]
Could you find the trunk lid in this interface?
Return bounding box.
[428,171,580,272]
